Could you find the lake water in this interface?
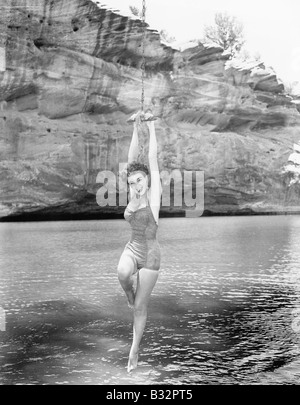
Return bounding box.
[1,216,300,385]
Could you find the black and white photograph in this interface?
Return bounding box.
[1,0,300,387]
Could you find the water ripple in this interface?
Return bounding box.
[1,217,300,384]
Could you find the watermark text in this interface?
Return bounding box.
[96,164,204,217]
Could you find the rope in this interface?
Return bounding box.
[140,0,146,113]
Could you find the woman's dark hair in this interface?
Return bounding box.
[127,161,149,178]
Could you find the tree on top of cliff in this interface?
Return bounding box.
[284,81,300,96]
[203,12,245,58]
[129,5,143,18]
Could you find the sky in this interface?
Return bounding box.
[93,0,300,85]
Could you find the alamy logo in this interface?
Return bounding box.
[96,164,205,217]
[0,306,6,332]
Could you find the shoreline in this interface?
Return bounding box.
[1,209,300,222]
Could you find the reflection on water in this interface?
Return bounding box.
[1,216,300,385]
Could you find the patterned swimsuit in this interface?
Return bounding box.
[123,204,161,272]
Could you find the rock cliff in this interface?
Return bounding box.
[1,0,300,220]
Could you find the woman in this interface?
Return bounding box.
[117,111,162,373]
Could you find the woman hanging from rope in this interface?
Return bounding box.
[117,111,162,372]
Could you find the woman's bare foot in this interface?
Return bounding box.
[127,349,139,373]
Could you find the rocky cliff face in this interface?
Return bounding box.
[1,0,300,220]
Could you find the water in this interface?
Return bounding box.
[1,216,300,385]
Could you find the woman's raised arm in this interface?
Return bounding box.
[128,120,139,164]
[147,120,162,224]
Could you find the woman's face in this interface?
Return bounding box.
[128,171,148,197]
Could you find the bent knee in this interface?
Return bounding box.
[117,263,133,281]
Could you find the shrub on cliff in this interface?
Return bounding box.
[203,12,245,58]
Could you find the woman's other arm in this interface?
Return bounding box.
[128,121,139,164]
[147,121,162,224]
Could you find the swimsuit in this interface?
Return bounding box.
[123,204,161,272]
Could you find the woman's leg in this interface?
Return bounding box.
[117,251,136,307]
[127,268,159,372]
